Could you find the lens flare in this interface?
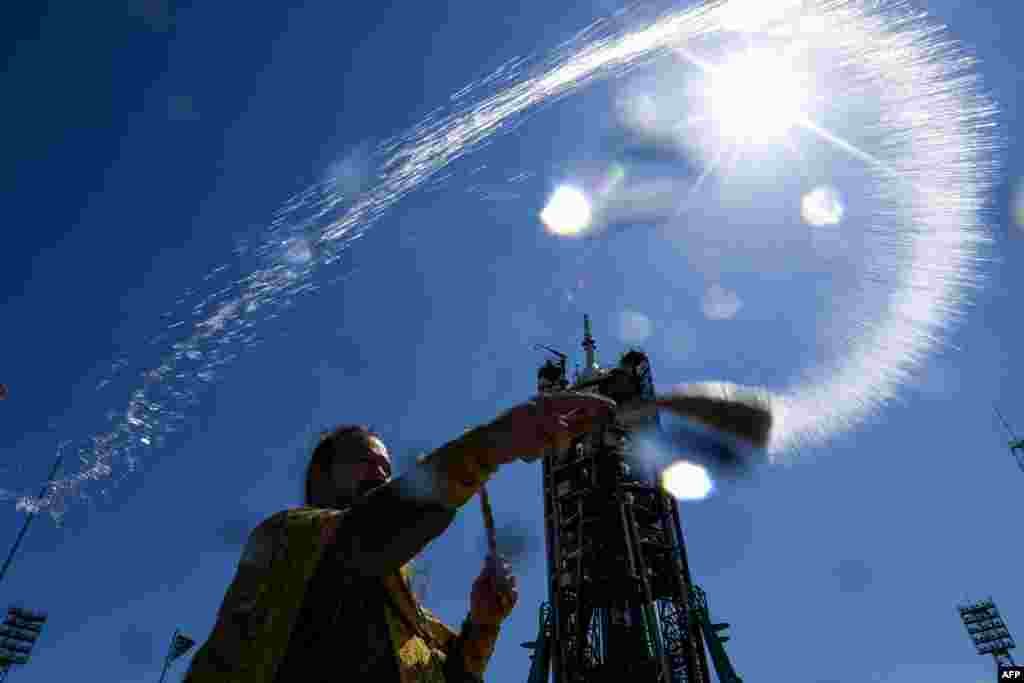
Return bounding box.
[802,186,845,226]
[1012,180,1024,233]
[661,461,713,500]
[616,310,653,343]
[702,284,743,321]
[540,186,593,235]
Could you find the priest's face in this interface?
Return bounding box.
[328,436,393,502]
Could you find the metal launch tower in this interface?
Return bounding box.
[523,315,735,683]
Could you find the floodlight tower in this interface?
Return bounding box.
[958,598,1016,669]
[0,606,47,682]
[525,315,713,683]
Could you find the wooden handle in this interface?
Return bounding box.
[479,484,498,560]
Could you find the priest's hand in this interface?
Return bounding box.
[479,392,617,466]
[469,554,518,626]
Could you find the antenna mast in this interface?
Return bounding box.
[994,407,1024,473]
[581,314,598,381]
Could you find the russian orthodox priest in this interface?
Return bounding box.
[184,392,615,682]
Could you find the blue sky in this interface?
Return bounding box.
[1,1,1022,682]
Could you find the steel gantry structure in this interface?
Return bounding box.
[522,315,735,683]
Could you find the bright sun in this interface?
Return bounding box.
[705,48,810,140]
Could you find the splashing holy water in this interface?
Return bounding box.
[12,0,997,520]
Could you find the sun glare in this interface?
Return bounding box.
[540,185,593,236]
[660,461,713,501]
[802,186,845,226]
[705,48,810,140]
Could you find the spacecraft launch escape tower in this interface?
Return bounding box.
[523,316,740,683]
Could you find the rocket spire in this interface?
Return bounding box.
[581,314,598,380]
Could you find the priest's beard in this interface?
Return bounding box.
[319,477,389,510]
[357,477,387,497]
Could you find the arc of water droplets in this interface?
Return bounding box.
[766,3,998,455]
[17,0,998,518]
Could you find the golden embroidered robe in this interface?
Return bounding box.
[184,496,488,681]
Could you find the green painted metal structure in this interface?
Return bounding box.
[525,587,744,683]
[690,587,742,683]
